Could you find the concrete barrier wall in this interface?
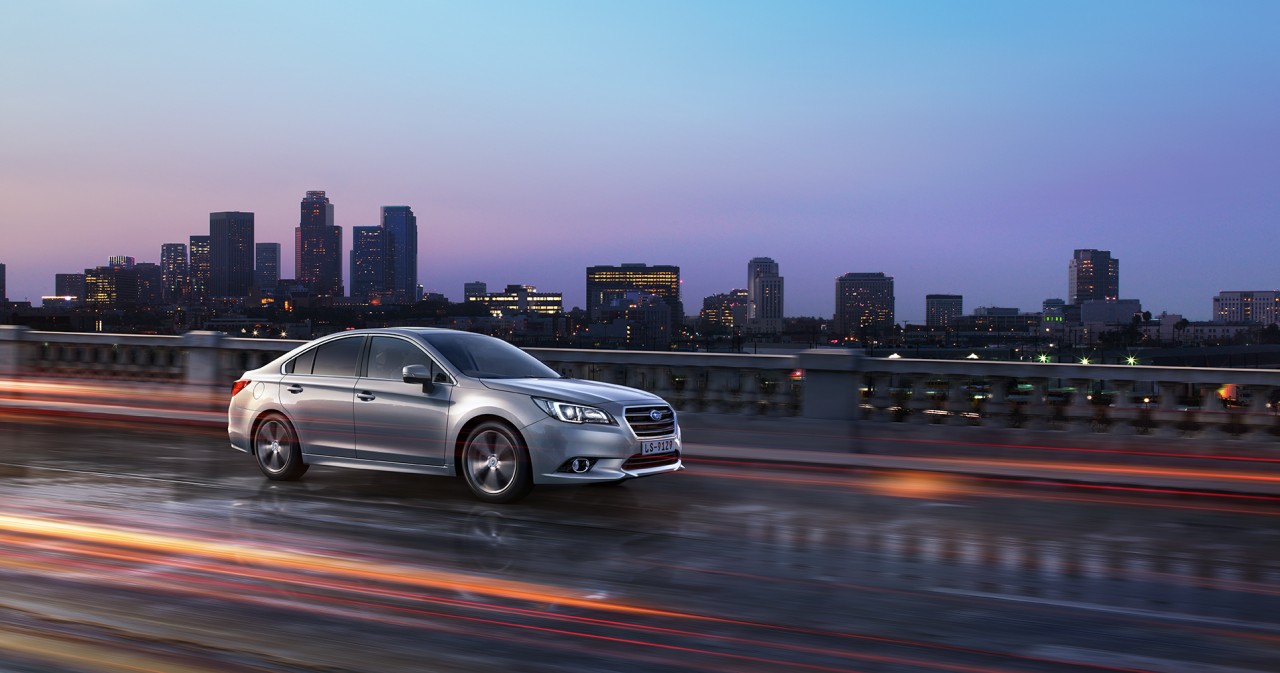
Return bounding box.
[2,326,1279,444]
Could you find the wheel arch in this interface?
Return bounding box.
[452,414,524,477]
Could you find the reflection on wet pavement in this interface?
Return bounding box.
[1,416,1277,672]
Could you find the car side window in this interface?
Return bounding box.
[310,336,364,377]
[285,347,317,375]
[366,336,434,381]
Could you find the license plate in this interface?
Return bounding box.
[641,439,675,455]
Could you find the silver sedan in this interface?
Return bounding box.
[228,327,683,502]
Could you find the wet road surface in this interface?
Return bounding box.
[1,414,1277,672]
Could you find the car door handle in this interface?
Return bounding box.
[356,392,376,401]
[286,385,304,394]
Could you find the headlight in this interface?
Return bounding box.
[533,398,615,425]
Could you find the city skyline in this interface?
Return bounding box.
[3,2,1279,321]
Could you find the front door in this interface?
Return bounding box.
[353,335,452,465]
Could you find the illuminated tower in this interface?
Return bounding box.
[747,257,784,334]
[188,235,211,303]
[925,294,963,327]
[834,272,895,341]
[350,226,388,302]
[160,243,188,303]
[1068,249,1118,304]
[209,211,254,297]
[295,191,343,296]
[255,242,280,290]
[381,206,418,303]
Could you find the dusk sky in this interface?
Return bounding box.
[2,1,1277,321]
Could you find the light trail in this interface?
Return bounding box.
[690,458,1280,513]
[0,511,1173,673]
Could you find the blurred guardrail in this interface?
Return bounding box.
[3,325,1279,442]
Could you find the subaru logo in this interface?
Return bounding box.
[649,409,664,421]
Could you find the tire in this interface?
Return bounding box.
[460,421,533,503]
[253,413,308,481]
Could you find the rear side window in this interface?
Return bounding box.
[310,337,364,377]
[285,347,317,375]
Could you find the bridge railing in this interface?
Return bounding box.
[3,326,1278,441]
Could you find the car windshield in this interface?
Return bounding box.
[422,332,559,379]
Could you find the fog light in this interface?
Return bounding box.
[558,457,596,474]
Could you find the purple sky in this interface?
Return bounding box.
[2,1,1278,322]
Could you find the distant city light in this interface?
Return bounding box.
[1079,357,1091,364]
[1125,355,1138,365]
[1037,354,1050,363]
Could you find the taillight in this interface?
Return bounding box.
[231,380,251,398]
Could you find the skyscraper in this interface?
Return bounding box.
[350,226,388,302]
[1068,249,1119,304]
[295,191,343,296]
[209,211,255,298]
[189,235,211,303]
[0,263,6,303]
[381,206,418,303]
[746,257,784,334]
[925,294,963,327]
[255,242,280,290]
[135,262,163,306]
[834,272,895,341]
[160,243,188,304]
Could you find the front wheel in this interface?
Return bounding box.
[253,413,308,481]
[461,422,533,503]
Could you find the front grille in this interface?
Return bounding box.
[623,405,676,438]
[622,452,680,471]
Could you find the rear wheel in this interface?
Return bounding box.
[461,422,532,503]
[253,413,308,481]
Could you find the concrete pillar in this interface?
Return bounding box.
[0,325,31,378]
[797,349,863,420]
[181,330,226,388]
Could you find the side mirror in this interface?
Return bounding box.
[402,364,435,392]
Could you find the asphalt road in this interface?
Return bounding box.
[0,415,1277,673]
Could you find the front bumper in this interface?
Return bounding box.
[522,415,684,484]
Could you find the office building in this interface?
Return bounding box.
[350,226,388,302]
[255,243,280,290]
[108,255,135,270]
[467,284,563,317]
[0,263,5,303]
[700,289,750,332]
[834,272,895,340]
[1069,249,1119,304]
[381,206,418,303]
[295,190,343,296]
[55,273,86,302]
[160,243,188,303]
[925,294,963,327]
[1213,291,1280,326]
[209,211,255,297]
[747,257,784,334]
[464,281,488,301]
[135,262,163,306]
[85,265,139,309]
[189,235,211,303]
[586,263,681,322]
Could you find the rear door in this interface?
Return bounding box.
[278,335,364,458]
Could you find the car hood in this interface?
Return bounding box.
[478,378,664,406]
